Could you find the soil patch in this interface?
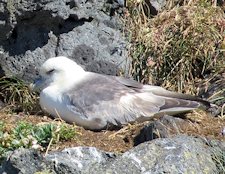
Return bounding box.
[0,110,224,153]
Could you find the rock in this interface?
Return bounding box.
[45,146,117,173]
[1,135,224,173]
[140,0,167,16]
[134,115,186,145]
[0,0,130,83]
[96,135,221,174]
[1,146,116,174]
[0,148,49,174]
[147,0,166,13]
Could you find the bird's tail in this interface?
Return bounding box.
[142,85,210,110]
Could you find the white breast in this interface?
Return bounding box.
[39,86,106,129]
[40,86,79,122]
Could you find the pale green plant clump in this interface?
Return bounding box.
[126,0,225,94]
[0,121,78,160]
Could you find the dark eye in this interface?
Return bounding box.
[46,69,55,75]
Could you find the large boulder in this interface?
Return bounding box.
[0,0,129,82]
[1,135,224,173]
[93,135,222,174]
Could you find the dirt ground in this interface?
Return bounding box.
[0,110,225,153]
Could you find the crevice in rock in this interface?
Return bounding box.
[66,1,76,8]
[57,15,93,34]
[0,66,5,77]
[10,26,18,41]
[55,36,60,57]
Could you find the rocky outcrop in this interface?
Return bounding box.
[134,115,186,145]
[1,135,224,173]
[0,0,129,82]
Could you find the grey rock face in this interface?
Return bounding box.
[0,148,48,174]
[0,0,129,82]
[1,135,224,174]
[1,146,117,174]
[95,135,220,174]
[46,146,117,173]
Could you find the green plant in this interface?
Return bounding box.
[0,121,78,159]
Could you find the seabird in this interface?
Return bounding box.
[30,56,210,130]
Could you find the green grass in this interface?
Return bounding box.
[0,121,78,160]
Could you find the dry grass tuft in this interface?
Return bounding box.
[126,0,225,94]
[0,76,39,113]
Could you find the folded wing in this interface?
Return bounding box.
[65,73,210,129]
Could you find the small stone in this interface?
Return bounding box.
[221,127,225,136]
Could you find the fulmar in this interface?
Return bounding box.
[30,56,210,130]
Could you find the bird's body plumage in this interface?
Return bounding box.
[31,56,210,130]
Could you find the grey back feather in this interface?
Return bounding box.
[64,72,210,129]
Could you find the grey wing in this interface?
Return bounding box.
[63,73,160,129]
[112,76,143,89]
[112,76,209,108]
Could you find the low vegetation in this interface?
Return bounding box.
[0,120,78,160]
[126,0,225,94]
[210,140,225,173]
[0,76,39,113]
